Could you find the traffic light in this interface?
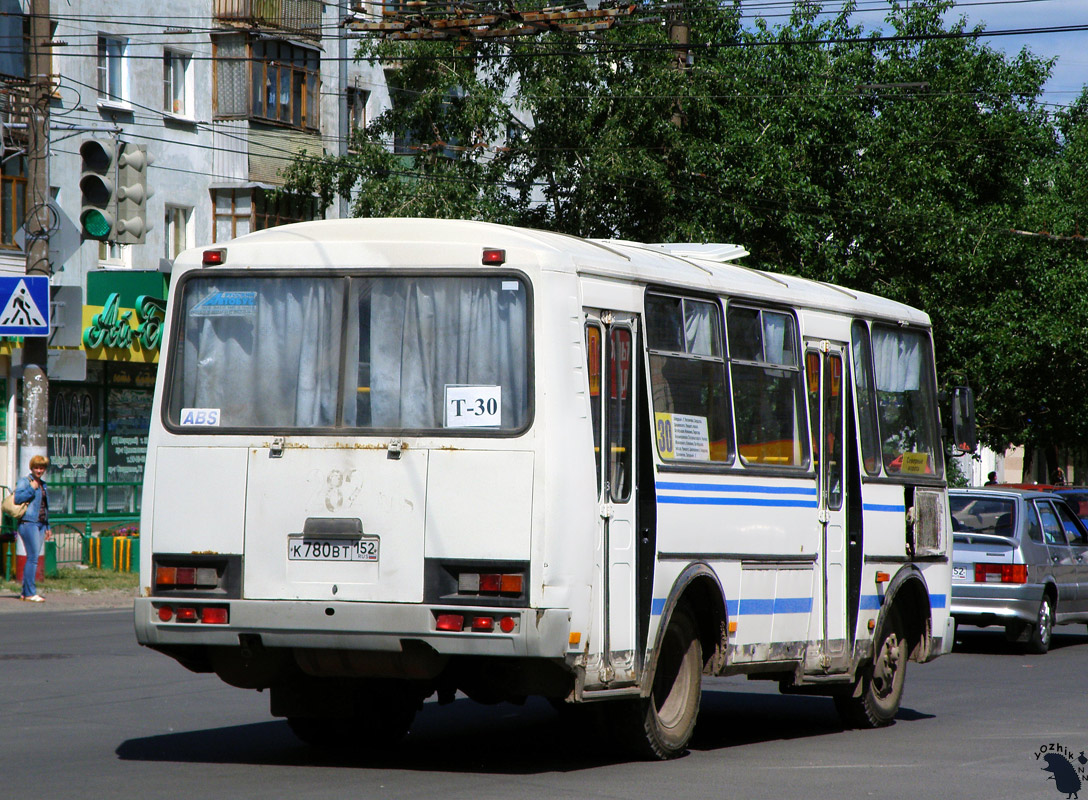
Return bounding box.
[115,143,149,245]
[79,138,117,241]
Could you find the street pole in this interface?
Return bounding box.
[22,0,51,475]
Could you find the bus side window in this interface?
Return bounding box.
[850,320,881,476]
[585,323,603,492]
[645,292,733,463]
[727,306,809,468]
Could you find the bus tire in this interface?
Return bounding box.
[835,609,907,729]
[614,606,702,759]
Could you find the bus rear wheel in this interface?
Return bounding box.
[835,610,907,729]
[613,606,703,760]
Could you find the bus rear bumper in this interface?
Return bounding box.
[133,597,572,659]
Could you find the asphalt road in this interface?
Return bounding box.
[2,608,1087,800]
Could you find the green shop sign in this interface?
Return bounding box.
[81,271,168,363]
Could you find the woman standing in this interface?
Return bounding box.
[14,455,50,602]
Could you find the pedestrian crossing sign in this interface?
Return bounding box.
[0,275,49,336]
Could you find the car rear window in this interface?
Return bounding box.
[949,496,1016,537]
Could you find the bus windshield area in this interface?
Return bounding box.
[166,274,531,433]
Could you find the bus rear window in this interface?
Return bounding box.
[166,274,531,433]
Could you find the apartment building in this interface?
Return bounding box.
[0,0,389,523]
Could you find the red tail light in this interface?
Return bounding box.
[175,607,198,622]
[975,563,1028,583]
[471,616,494,632]
[436,614,464,632]
[201,607,229,624]
[499,616,516,633]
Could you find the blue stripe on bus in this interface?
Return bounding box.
[653,594,944,616]
[651,597,814,617]
[863,503,906,513]
[656,482,817,496]
[658,495,819,508]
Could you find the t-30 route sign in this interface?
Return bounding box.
[0,275,50,336]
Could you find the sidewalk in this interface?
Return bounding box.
[0,589,135,613]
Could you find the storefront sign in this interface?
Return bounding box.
[82,271,168,363]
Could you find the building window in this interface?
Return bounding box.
[163,50,192,117]
[0,152,26,249]
[347,86,368,130]
[212,188,318,243]
[250,40,319,130]
[212,188,252,243]
[164,205,192,260]
[97,36,127,102]
[214,36,320,130]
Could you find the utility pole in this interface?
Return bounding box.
[23,0,51,472]
[667,3,690,127]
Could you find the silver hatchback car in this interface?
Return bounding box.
[950,487,1088,653]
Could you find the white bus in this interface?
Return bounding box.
[134,218,974,759]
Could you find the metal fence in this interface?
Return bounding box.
[0,485,138,569]
[50,524,84,566]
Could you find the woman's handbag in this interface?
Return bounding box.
[2,492,28,519]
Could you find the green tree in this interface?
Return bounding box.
[282,0,1088,456]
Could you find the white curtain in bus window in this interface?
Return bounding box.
[368,277,528,431]
[871,326,941,477]
[727,306,809,467]
[174,277,356,428]
[645,293,733,463]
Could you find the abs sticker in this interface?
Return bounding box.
[180,408,221,427]
[190,291,257,317]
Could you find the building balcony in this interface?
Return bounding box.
[214,0,322,39]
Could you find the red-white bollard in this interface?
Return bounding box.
[14,533,45,583]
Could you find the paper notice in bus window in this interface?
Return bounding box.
[445,386,502,428]
[501,281,520,292]
[179,408,221,427]
[655,413,710,460]
[901,452,929,474]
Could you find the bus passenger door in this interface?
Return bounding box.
[807,343,849,669]
[585,311,639,687]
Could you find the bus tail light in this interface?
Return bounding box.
[153,556,232,593]
[201,607,229,624]
[471,616,494,632]
[974,563,1028,583]
[457,571,524,597]
[436,614,464,632]
[156,604,229,624]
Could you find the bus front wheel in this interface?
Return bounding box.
[613,606,703,759]
[835,610,907,729]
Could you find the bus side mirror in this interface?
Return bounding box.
[951,386,976,454]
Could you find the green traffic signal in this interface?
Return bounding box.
[80,208,112,239]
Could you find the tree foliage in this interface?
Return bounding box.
[281,0,1088,455]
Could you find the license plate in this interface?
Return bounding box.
[952,566,967,580]
[288,537,379,562]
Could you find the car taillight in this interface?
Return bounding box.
[975,563,1028,583]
